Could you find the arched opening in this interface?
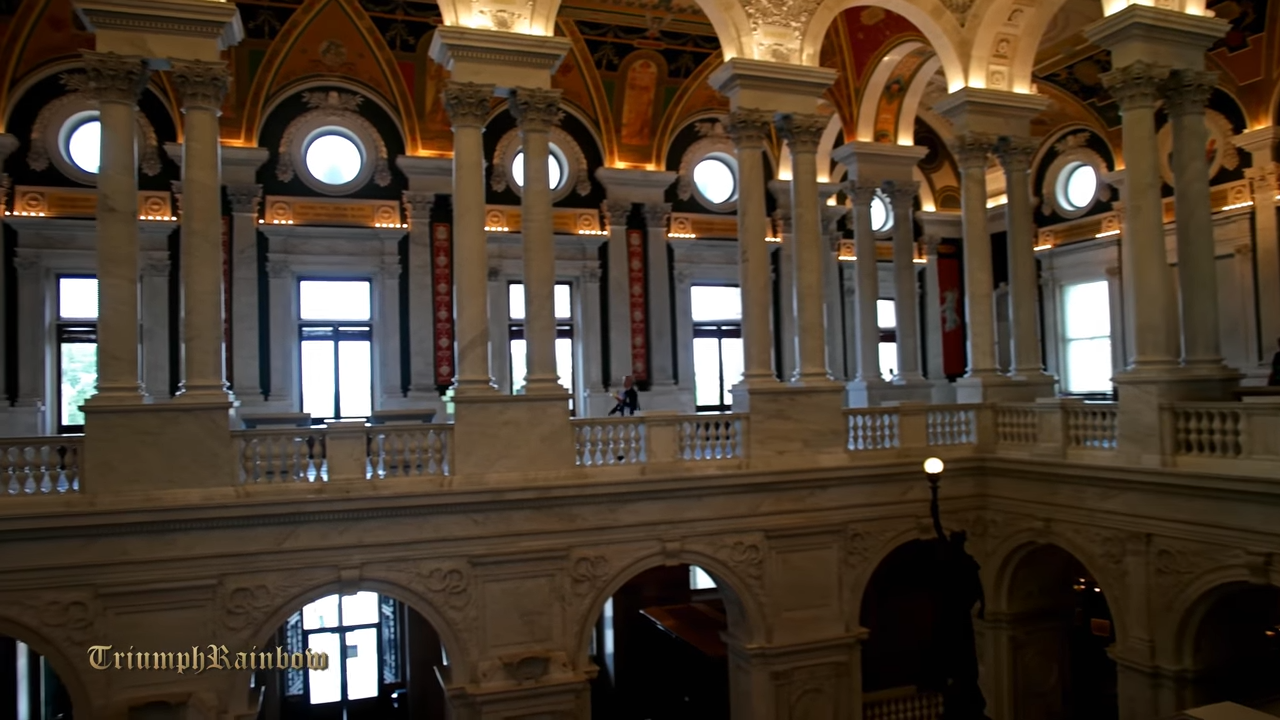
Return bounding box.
[587,564,739,720]
[0,633,75,719]
[1002,544,1118,720]
[1186,583,1280,712]
[253,590,450,720]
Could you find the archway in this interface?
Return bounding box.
[999,543,1118,720]
[250,587,457,720]
[583,562,756,720]
[0,632,77,720]
[1183,583,1280,712]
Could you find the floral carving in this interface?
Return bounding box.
[78,51,150,105]
[14,597,97,646]
[1100,61,1170,110]
[170,60,230,113]
[775,112,827,154]
[442,81,495,128]
[567,554,611,597]
[952,133,999,171]
[275,91,392,188]
[740,0,822,48]
[222,584,275,632]
[725,109,772,150]
[1052,131,1092,155]
[226,184,262,215]
[509,88,564,133]
[844,525,899,569]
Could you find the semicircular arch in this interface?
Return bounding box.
[0,615,96,720]
[801,0,966,90]
[1166,571,1277,670]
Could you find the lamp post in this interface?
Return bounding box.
[925,456,945,541]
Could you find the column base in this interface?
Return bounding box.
[174,388,235,404]
[0,402,46,437]
[953,374,1057,403]
[640,382,694,413]
[728,374,782,412]
[521,378,570,398]
[1114,367,1242,468]
[83,400,238,493]
[451,392,572,475]
[740,383,847,463]
[844,378,891,408]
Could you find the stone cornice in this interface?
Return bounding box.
[73,0,244,52]
[428,26,570,88]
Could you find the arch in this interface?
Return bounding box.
[0,615,95,720]
[801,0,966,91]
[849,526,935,615]
[1166,570,1277,670]
[856,40,927,143]
[259,77,406,151]
[816,111,846,182]
[1165,578,1280,706]
[572,549,768,671]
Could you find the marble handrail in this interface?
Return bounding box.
[571,417,646,466]
[235,427,328,484]
[369,425,452,478]
[1,437,82,496]
[846,408,900,451]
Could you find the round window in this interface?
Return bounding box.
[693,156,737,206]
[511,148,565,191]
[304,129,364,186]
[869,192,893,233]
[1060,162,1098,212]
[65,116,101,175]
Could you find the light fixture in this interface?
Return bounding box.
[1095,229,1120,238]
[374,222,408,228]
[667,232,696,239]
[923,457,944,475]
[1219,201,1254,212]
[837,254,856,262]
[1033,244,1053,252]
[765,236,781,243]
[269,219,296,225]
[912,257,927,264]
[484,225,510,232]
[577,229,609,235]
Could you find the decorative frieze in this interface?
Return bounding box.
[262,195,402,227]
[10,185,175,220]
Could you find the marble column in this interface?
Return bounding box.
[487,267,511,393]
[265,258,294,409]
[849,184,884,386]
[0,143,15,399]
[822,207,849,381]
[887,181,923,382]
[772,207,797,380]
[579,265,607,414]
[1100,62,1180,371]
[171,60,231,401]
[13,253,45,413]
[996,136,1047,378]
[377,257,403,406]
[672,266,695,400]
[509,87,564,396]
[954,132,1001,379]
[603,200,632,387]
[840,262,859,382]
[643,202,677,390]
[83,50,150,403]
[1244,161,1280,363]
[403,191,437,397]
[1165,69,1228,371]
[140,256,171,400]
[442,81,497,394]
[227,184,263,402]
[725,108,776,387]
[922,235,946,382]
[777,112,832,383]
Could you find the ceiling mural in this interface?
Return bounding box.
[841,6,927,86]
[873,45,935,144]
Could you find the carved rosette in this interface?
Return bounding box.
[643,202,671,228]
[1100,61,1170,111]
[509,88,564,133]
[708,535,766,593]
[227,184,263,215]
[775,112,827,155]
[443,81,495,129]
[402,190,434,222]
[952,133,998,171]
[566,553,611,603]
[725,108,773,150]
[80,50,150,105]
[602,200,630,230]
[1162,69,1218,116]
[170,60,230,114]
[995,137,1038,175]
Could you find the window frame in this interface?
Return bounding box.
[1059,279,1115,395]
[296,277,375,424]
[302,127,366,189]
[1041,135,1107,220]
[55,274,98,434]
[876,298,898,383]
[283,592,402,708]
[506,281,577,412]
[690,153,740,210]
[870,190,894,237]
[690,283,744,413]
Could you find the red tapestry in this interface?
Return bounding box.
[431,222,455,386]
[936,251,966,377]
[223,216,232,386]
[626,228,648,382]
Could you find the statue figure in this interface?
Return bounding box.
[929,475,991,720]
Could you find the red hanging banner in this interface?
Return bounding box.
[936,246,966,378]
[431,222,455,387]
[626,228,648,382]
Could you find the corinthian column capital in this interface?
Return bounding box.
[643,202,671,227]
[995,136,1038,173]
[775,112,827,154]
[602,200,630,229]
[726,108,772,150]
[402,191,434,220]
[226,184,262,215]
[442,81,495,129]
[509,88,564,132]
[170,60,230,114]
[884,180,919,206]
[1100,60,1170,111]
[1162,69,1218,116]
[847,183,879,205]
[951,133,998,171]
[80,50,150,105]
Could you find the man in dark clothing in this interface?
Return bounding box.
[608,375,640,416]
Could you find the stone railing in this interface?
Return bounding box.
[236,427,328,484]
[572,417,646,466]
[862,686,943,720]
[369,425,452,479]
[1,437,83,496]
[235,424,453,483]
[992,400,1119,462]
[846,408,899,451]
[570,413,747,466]
[1165,402,1279,474]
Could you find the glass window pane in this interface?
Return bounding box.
[306,133,363,185]
[68,119,101,174]
[303,595,340,630]
[693,157,735,204]
[341,592,379,626]
[1065,337,1114,393]
[60,342,97,427]
[690,566,717,590]
[510,339,527,395]
[554,284,572,319]
[301,340,336,420]
[693,337,723,408]
[602,596,615,677]
[878,342,898,382]
[307,632,342,704]
[337,340,372,418]
[59,278,99,319]
[719,337,744,407]
[343,628,378,701]
[870,194,892,233]
[690,286,742,322]
[1065,164,1097,210]
[509,284,526,321]
[1063,281,1111,339]
[299,281,371,321]
[511,152,561,190]
[555,336,574,394]
[876,299,896,330]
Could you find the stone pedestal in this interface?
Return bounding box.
[83,402,237,493]
[726,634,866,720]
[1114,370,1241,466]
[742,385,846,464]
[450,394,573,476]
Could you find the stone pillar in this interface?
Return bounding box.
[840,262,859,384]
[227,185,262,402]
[0,141,16,403]
[777,112,832,383]
[725,108,776,390]
[487,267,511,393]
[849,184,884,389]
[1165,69,1229,373]
[1100,62,1180,372]
[1234,129,1280,368]
[265,259,294,410]
[403,191,438,398]
[643,202,680,397]
[771,204,797,380]
[140,256,171,400]
[82,51,150,403]
[603,200,631,387]
[887,181,923,382]
[822,207,848,381]
[442,81,497,394]
[171,60,231,401]
[954,133,1001,380]
[509,87,564,396]
[579,265,608,415]
[672,265,695,406]
[921,235,946,382]
[13,253,46,415]
[996,137,1053,387]
[377,257,404,406]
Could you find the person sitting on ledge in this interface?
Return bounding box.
[608,375,640,417]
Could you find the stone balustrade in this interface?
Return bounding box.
[0,436,82,495]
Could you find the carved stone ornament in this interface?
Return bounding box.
[602,200,630,228]
[1162,69,1218,115]
[7,594,98,647]
[567,554,611,597]
[402,190,433,220]
[848,183,879,205]
[725,109,773,150]
[29,70,163,177]
[740,0,822,46]
[677,120,734,202]
[644,202,671,227]
[220,584,277,633]
[996,136,1038,174]
[226,184,263,215]
[712,535,765,583]
[1100,61,1171,110]
[490,125,592,197]
[442,81,495,129]
[170,60,230,113]
[952,133,999,171]
[275,91,392,188]
[844,524,901,570]
[941,0,976,26]
[509,88,565,133]
[78,50,150,105]
[775,112,828,155]
[1052,130,1092,155]
[1149,538,1247,614]
[884,180,920,207]
[416,563,477,632]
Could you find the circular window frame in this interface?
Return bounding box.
[491,126,591,204]
[870,190,894,237]
[677,120,740,214]
[508,143,570,196]
[1057,162,1098,214]
[690,153,739,210]
[291,122,373,196]
[31,92,161,186]
[1041,139,1108,220]
[60,110,102,183]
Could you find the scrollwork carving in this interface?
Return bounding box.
[416,563,477,632]
[1100,61,1170,111]
[227,184,262,215]
[78,51,150,105]
[775,112,827,155]
[643,202,671,227]
[1161,69,1217,116]
[602,200,630,228]
[844,525,900,570]
[402,191,433,220]
[509,88,564,133]
[995,137,1038,174]
[442,81,494,129]
[567,554,611,597]
[952,133,998,171]
[725,108,772,150]
[5,595,98,648]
